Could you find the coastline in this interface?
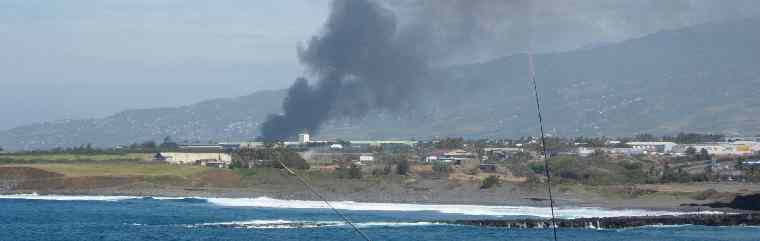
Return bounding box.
[2,165,758,212]
[0,182,744,212]
[6,184,760,228]
[448,213,760,229]
[0,192,730,219]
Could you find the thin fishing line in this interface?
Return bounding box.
[1,161,372,241]
[526,2,559,239]
[529,53,559,241]
[276,159,373,241]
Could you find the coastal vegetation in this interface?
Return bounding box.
[230,148,309,170]
[7,163,206,178]
[1,132,759,209]
[481,175,500,189]
[0,153,151,164]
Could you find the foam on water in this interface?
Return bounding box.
[204,196,721,219]
[354,221,446,228]
[187,220,445,229]
[638,224,694,228]
[187,219,338,229]
[0,194,723,219]
[1,194,755,240]
[0,193,137,202]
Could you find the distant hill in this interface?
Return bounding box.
[2,18,759,150]
[0,90,285,150]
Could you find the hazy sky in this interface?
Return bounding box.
[0,0,328,129]
[1,0,759,130]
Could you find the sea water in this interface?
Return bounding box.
[0,194,757,241]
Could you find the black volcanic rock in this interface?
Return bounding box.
[709,193,760,211]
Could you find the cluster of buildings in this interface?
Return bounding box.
[154,152,232,168]
[151,132,760,174]
[154,133,417,168]
[423,149,479,167]
[583,140,760,157]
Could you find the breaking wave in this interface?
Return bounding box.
[144,197,209,204]
[203,197,722,219]
[186,220,445,229]
[0,194,723,219]
[0,193,136,202]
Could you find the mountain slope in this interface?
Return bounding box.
[320,18,760,139]
[0,90,285,150]
[2,18,759,150]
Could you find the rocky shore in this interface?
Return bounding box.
[2,165,760,212]
[448,213,760,229]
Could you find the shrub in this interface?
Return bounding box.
[481,175,500,189]
[558,168,584,180]
[692,188,721,200]
[235,148,309,170]
[621,161,643,170]
[372,164,392,176]
[506,163,533,178]
[528,162,545,174]
[432,163,451,174]
[660,167,699,183]
[396,160,409,175]
[228,160,243,169]
[525,174,542,184]
[617,185,658,198]
[550,156,579,171]
[277,151,310,170]
[348,164,363,179]
[335,164,362,179]
[510,152,533,162]
[621,169,654,184]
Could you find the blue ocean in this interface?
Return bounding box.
[0,195,757,241]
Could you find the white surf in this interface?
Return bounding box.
[0,194,723,219]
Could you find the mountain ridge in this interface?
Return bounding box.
[2,18,759,150]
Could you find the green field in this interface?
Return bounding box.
[0,153,209,179]
[2,163,208,178]
[0,153,152,163]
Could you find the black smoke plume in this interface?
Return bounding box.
[259,0,758,141]
[259,0,426,140]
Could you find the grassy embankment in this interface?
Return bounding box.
[6,163,207,178]
[1,153,755,205]
[0,153,152,163]
[0,153,218,190]
[0,153,209,179]
[0,153,390,192]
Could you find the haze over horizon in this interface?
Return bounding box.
[2,0,760,131]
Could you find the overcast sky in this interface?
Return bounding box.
[1,0,759,130]
[0,0,328,130]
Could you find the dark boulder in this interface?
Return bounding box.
[708,193,760,210]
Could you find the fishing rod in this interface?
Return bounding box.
[525,2,559,239]
[275,159,373,241]
[1,156,562,241]
[1,159,372,240]
[529,53,559,241]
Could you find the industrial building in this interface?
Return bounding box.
[157,152,232,167]
[627,142,678,153]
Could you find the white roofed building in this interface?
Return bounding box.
[159,152,232,166]
[627,142,677,153]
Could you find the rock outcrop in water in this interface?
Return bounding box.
[449,213,760,229]
[708,193,760,211]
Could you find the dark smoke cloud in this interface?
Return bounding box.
[260,0,760,140]
[385,0,760,64]
[259,0,426,140]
